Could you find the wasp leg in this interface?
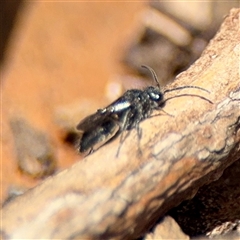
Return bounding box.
[115,109,132,158]
[149,109,174,119]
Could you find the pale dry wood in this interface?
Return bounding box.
[144,216,190,239]
[1,8,240,240]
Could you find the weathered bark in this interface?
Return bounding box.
[1,8,240,240]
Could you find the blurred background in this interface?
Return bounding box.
[1,1,238,205]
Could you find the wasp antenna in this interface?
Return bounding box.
[141,65,160,90]
[162,94,213,105]
[164,85,210,94]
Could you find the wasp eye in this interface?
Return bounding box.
[149,92,161,100]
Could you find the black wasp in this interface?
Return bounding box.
[76,65,212,155]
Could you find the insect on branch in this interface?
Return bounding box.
[76,65,212,156]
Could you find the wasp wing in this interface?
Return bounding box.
[76,92,133,131]
[76,110,111,132]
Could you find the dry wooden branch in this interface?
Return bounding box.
[1,8,240,240]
